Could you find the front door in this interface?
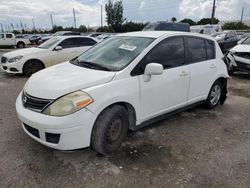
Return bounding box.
[135,37,190,122]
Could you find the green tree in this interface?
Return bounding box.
[171,17,177,23]
[197,18,219,25]
[222,21,249,30]
[105,0,125,32]
[122,21,147,32]
[180,18,196,26]
[79,25,87,32]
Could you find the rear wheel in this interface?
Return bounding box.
[91,105,129,155]
[23,60,44,76]
[17,42,25,48]
[204,81,222,109]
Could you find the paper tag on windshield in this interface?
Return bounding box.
[119,44,137,51]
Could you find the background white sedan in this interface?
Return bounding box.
[1,36,99,76]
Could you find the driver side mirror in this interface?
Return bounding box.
[144,63,163,82]
[54,46,63,51]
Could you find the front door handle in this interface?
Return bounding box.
[210,64,216,69]
[180,71,188,77]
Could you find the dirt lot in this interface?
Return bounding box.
[0,51,250,188]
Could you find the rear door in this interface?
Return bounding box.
[134,37,190,122]
[186,37,217,104]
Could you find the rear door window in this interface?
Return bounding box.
[77,38,97,46]
[186,37,206,63]
[205,40,215,60]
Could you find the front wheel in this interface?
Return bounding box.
[91,105,129,155]
[204,81,222,109]
[23,60,44,76]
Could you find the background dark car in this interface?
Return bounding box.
[29,35,41,44]
[143,21,190,32]
[215,31,238,53]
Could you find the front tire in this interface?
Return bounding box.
[23,60,44,76]
[204,81,222,109]
[91,105,129,155]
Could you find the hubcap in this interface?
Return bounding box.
[210,85,221,106]
[26,62,40,75]
[107,117,122,144]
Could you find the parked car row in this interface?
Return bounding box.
[1,36,99,75]
[0,33,31,48]
[0,31,230,154]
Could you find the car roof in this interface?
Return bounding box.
[54,35,99,41]
[118,31,215,41]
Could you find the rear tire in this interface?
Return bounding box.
[17,42,25,48]
[23,60,44,76]
[91,105,129,155]
[204,81,222,109]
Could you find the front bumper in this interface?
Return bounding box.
[227,53,250,72]
[1,60,24,74]
[16,93,97,150]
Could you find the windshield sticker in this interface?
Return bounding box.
[119,44,137,51]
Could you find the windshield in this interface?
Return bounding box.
[242,37,250,45]
[74,36,154,71]
[38,37,60,49]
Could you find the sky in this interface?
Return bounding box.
[0,0,249,29]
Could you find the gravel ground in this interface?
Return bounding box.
[0,51,250,188]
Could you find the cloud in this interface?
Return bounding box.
[0,0,104,29]
[139,1,146,10]
[179,0,250,21]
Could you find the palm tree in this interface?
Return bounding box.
[171,17,177,23]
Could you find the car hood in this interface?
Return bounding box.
[230,44,250,53]
[24,62,116,99]
[3,47,47,58]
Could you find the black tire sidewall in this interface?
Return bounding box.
[23,60,43,76]
[91,105,129,154]
[205,81,222,109]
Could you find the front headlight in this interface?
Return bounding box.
[42,91,93,116]
[8,55,23,63]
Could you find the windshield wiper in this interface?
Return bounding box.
[76,60,112,71]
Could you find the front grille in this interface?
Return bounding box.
[24,123,40,138]
[234,52,250,59]
[22,92,53,112]
[1,56,7,63]
[236,61,250,71]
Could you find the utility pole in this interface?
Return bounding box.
[50,14,54,29]
[101,5,103,29]
[0,23,3,32]
[240,6,244,23]
[211,0,216,24]
[32,18,36,33]
[73,8,76,29]
[20,20,23,31]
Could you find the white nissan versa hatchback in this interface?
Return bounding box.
[16,31,229,154]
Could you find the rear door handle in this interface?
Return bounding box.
[180,71,188,77]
